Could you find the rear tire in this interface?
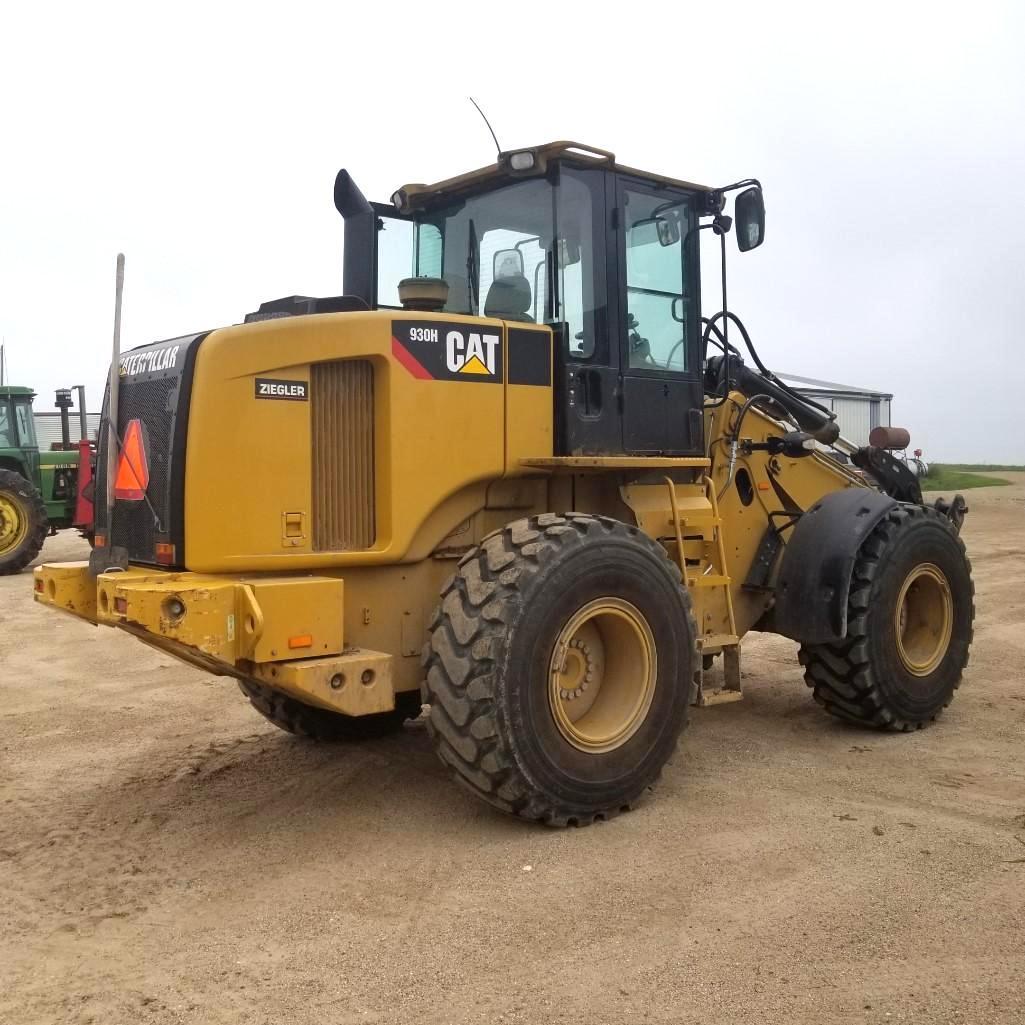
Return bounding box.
[0,469,48,575]
[239,680,422,741]
[799,504,974,730]
[422,513,697,826]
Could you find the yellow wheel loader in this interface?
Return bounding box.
[33,142,974,825]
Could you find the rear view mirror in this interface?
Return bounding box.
[493,249,524,279]
[656,216,681,247]
[735,187,765,252]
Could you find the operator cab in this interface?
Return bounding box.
[342,142,764,457]
[0,388,39,453]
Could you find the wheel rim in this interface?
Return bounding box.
[0,493,28,556]
[894,563,953,677]
[548,597,657,753]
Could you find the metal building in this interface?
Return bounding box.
[777,372,892,448]
[33,412,101,450]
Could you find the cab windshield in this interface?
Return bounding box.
[415,178,553,322]
[377,168,605,359]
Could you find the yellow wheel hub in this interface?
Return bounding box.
[895,563,953,676]
[548,598,657,753]
[0,493,28,556]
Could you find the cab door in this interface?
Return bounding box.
[616,178,703,454]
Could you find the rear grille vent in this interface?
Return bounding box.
[311,360,376,551]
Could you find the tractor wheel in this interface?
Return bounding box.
[0,469,48,575]
[799,505,974,730]
[422,513,697,826]
[238,679,422,741]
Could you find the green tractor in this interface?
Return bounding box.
[0,386,94,574]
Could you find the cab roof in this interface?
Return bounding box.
[395,141,713,212]
[0,386,35,398]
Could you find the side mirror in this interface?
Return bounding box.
[493,248,524,279]
[656,216,681,247]
[735,187,765,252]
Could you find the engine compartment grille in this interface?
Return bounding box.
[94,331,206,567]
[311,360,376,551]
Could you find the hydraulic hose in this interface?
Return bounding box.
[708,355,840,445]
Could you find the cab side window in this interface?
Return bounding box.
[623,188,690,371]
[15,403,36,446]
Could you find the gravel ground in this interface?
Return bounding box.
[2,477,1023,1024]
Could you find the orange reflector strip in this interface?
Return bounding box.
[34,578,44,592]
[114,597,128,614]
[288,634,313,650]
[155,542,175,565]
[95,534,107,548]
[114,419,150,501]
[757,481,770,491]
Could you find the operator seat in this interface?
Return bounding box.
[484,275,534,323]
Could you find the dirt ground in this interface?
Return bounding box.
[2,478,1024,1025]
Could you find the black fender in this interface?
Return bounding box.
[774,488,898,644]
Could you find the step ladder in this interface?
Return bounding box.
[664,475,743,706]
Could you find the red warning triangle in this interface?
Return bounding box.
[114,419,150,501]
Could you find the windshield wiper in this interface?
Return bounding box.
[467,218,480,315]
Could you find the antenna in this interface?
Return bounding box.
[104,253,125,532]
[469,97,502,157]
[0,339,4,386]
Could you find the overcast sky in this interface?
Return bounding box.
[2,2,1023,462]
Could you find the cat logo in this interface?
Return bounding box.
[391,320,503,384]
[446,330,500,376]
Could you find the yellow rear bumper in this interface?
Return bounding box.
[33,562,397,716]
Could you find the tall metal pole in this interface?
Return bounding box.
[105,254,125,520]
[74,385,89,441]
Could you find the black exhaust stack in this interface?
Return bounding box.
[333,170,376,308]
[55,388,74,449]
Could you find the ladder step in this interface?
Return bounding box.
[690,574,731,587]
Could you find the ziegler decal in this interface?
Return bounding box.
[392,321,503,383]
[119,344,181,377]
[255,377,309,400]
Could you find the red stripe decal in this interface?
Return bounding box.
[391,337,433,379]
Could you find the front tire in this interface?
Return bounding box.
[0,469,48,575]
[799,505,974,730]
[422,513,697,826]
